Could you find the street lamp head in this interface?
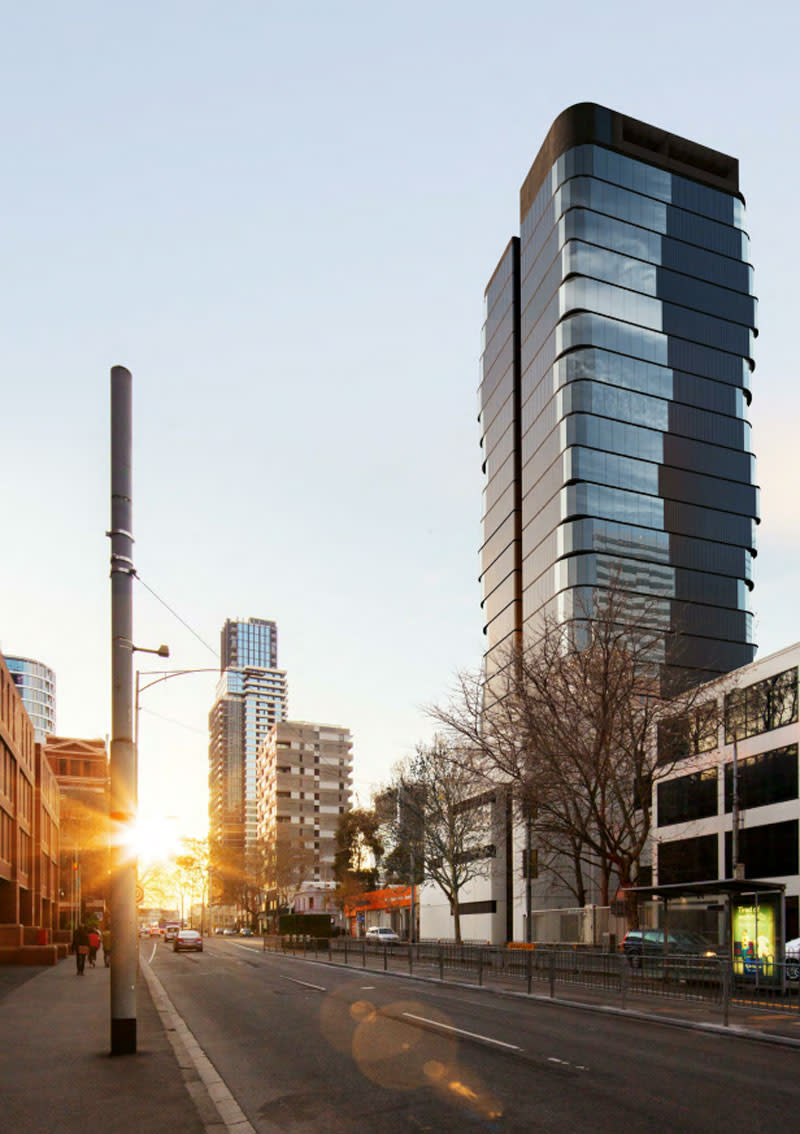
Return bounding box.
[119,638,171,658]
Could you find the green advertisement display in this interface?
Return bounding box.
[732,903,776,976]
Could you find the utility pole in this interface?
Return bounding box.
[109,365,137,1055]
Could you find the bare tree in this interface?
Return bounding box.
[263,831,316,927]
[432,582,718,914]
[385,738,496,943]
[209,838,267,931]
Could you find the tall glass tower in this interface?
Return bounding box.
[4,655,56,742]
[479,104,758,689]
[209,618,287,857]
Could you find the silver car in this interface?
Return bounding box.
[366,926,400,944]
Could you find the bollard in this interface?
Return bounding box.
[344,937,348,965]
[722,961,730,1027]
[362,939,366,969]
[478,948,483,987]
[439,944,444,982]
[408,942,413,976]
[620,954,628,1010]
[526,948,532,996]
[384,945,388,972]
[549,950,556,999]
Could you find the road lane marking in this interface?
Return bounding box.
[548,1056,589,1070]
[282,975,326,992]
[141,958,256,1133]
[361,986,376,990]
[148,942,157,964]
[401,1012,521,1051]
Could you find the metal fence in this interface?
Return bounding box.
[263,935,800,1027]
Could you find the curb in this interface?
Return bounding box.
[140,959,256,1133]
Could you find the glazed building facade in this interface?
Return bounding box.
[479,104,758,687]
[209,617,288,859]
[4,655,56,743]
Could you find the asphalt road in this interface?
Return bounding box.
[147,936,800,1132]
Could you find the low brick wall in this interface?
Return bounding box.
[0,945,60,966]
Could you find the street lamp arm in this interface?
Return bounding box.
[136,667,219,697]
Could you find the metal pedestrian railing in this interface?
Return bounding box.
[261,935,800,1027]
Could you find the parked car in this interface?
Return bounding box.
[621,928,718,966]
[163,924,181,942]
[239,927,253,936]
[365,926,401,944]
[173,929,203,953]
[785,936,800,980]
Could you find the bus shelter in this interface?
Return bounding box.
[624,878,786,983]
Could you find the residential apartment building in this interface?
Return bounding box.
[479,103,758,690]
[209,617,287,860]
[1,651,61,958]
[44,736,109,930]
[4,655,55,742]
[652,643,799,940]
[256,721,353,881]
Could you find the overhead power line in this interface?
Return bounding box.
[133,572,217,658]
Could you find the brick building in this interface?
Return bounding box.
[0,653,61,961]
[44,736,109,930]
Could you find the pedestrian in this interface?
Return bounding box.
[87,925,100,967]
[102,928,111,968]
[72,924,90,975]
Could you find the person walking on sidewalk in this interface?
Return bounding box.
[102,928,111,967]
[72,924,90,975]
[87,926,100,967]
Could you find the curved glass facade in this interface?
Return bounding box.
[4,655,56,741]
[479,105,757,685]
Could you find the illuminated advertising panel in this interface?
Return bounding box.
[732,902,776,976]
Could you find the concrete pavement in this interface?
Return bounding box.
[0,953,211,1133]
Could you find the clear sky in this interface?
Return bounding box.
[2,1,798,842]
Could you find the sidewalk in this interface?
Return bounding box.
[0,954,207,1134]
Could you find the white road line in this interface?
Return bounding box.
[148,942,157,964]
[282,975,326,992]
[401,1012,522,1051]
[141,958,256,1133]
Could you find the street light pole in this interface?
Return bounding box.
[109,366,136,1055]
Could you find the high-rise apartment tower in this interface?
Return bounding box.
[256,720,353,882]
[209,618,287,858]
[4,655,56,742]
[479,104,758,687]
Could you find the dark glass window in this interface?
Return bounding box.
[458,900,497,916]
[657,769,718,826]
[724,820,798,878]
[723,745,798,811]
[725,667,798,742]
[658,834,718,884]
[657,703,720,765]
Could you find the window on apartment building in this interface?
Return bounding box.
[657,701,719,764]
[725,667,798,742]
[658,833,718,884]
[725,820,799,878]
[657,769,718,826]
[723,745,798,811]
